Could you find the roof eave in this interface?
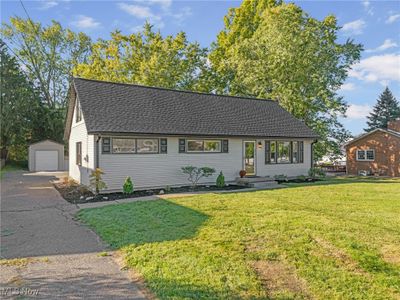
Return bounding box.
[88,130,319,139]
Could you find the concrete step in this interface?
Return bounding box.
[235,176,275,185]
[250,181,282,189]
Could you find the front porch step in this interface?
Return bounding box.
[250,181,282,189]
[235,176,275,184]
[235,176,280,188]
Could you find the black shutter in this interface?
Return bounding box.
[299,141,304,163]
[102,137,110,154]
[265,141,270,164]
[179,139,186,153]
[160,138,168,154]
[290,141,293,163]
[222,139,229,153]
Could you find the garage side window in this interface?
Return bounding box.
[76,142,82,165]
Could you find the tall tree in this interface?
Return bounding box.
[74,23,208,91]
[1,17,92,108]
[209,0,362,159]
[0,41,42,161]
[365,87,400,132]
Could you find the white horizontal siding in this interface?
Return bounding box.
[99,137,243,191]
[68,98,94,186]
[98,137,313,191]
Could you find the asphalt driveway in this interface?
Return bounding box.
[0,170,147,299]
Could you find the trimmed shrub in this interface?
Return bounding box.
[123,176,134,194]
[216,171,225,188]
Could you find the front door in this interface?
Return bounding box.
[243,141,256,176]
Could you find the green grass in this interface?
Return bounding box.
[78,178,400,299]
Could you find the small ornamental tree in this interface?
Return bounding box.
[181,166,216,189]
[216,171,225,188]
[123,177,134,194]
[89,168,107,194]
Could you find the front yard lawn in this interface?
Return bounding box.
[78,178,400,299]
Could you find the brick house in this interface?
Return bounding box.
[345,119,400,177]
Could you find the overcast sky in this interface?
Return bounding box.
[2,0,400,135]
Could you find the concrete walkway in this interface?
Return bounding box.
[0,171,147,299]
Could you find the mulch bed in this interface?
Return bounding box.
[54,181,248,204]
[275,178,322,184]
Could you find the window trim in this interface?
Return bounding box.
[356,149,375,161]
[102,137,162,154]
[265,140,304,165]
[186,139,223,153]
[76,142,82,166]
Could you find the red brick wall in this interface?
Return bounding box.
[346,131,400,177]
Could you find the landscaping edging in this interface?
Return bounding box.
[76,185,285,209]
[55,182,250,204]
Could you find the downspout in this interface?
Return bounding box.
[311,139,318,169]
[95,135,101,169]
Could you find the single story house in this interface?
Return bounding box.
[64,78,318,191]
[345,119,400,177]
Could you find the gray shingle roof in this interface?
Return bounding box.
[70,77,318,138]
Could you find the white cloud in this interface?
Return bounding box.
[118,2,190,30]
[168,7,192,23]
[362,0,373,16]
[386,14,400,24]
[340,83,356,91]
[341,19,366,35]
[366,39,398,53]
[118,3,165,28]
[346,104,372,120]
[39,0,58,10]
[349,54,400,84]
[70,15,101,29]
[38,0,70,10]
[132,0,171,10]
[118,3,161,20]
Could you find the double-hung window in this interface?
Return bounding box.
[112,138,136,153]
[187,140,222,153]
[102,138,163,154]
[356,149,374,161]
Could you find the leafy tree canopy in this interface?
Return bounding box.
[209,0,362,159]
[74,23,208,91]
[365,87,400,132]
[1,17,92,108]
[1,41,41,160]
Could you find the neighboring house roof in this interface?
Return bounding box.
[344,128,400,147]
[65,77,319,139]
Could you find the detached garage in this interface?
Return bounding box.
[28,140,67,171]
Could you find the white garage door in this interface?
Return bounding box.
[35,151,58,171]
